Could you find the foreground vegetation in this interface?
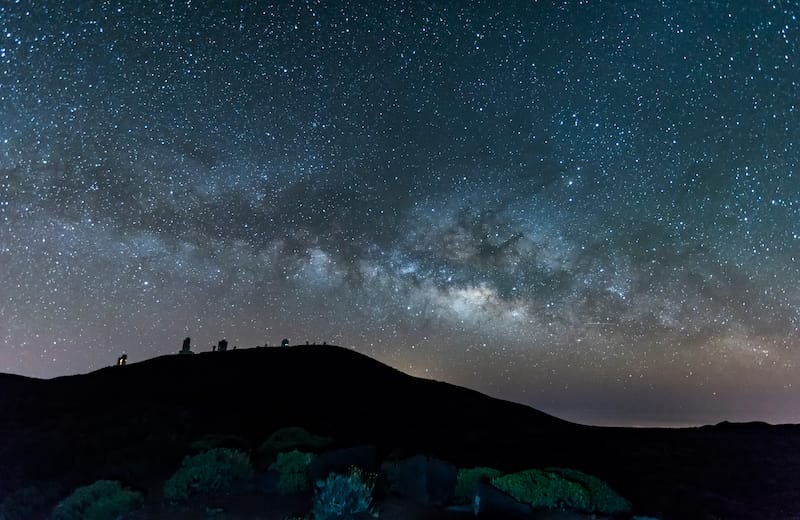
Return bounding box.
[0,426,636,520]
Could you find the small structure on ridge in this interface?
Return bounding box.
[179,337,194,355]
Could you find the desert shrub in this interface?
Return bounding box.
[491,468,632,514]
[269,449,314,494]
[258,427,333,459]
[163,447,254,502]
[491,469,591,511]
[544,467,631,515]
[50,480,143,520]
[454,466,503,504]
[311,467,376,520]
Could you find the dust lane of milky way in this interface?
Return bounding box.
[1,1,799,426]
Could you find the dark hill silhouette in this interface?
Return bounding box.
[1,345,798,519]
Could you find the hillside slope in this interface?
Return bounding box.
[0,345,798,519]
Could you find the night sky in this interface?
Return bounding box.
[2,1,799,426]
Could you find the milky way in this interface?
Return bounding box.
[2,1,799,426]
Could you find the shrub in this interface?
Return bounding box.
[311,467,376,520]
[491,469,591,511]
[490,468,631,514]
[269,449,314,494]
[454,467,503,504]
[163,447,254,502]
[50,480,143,520]
[258,427,333,459]
[544,467,631,515]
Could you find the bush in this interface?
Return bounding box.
[491,469,591,511]
[258,427,333,460]
[50,480,143,520]
[311,467,376,520]
[163,447,254,502]
[544,467,631,515]
[490,468,631,514]
[454,467,503,504]
[269,449,314,494]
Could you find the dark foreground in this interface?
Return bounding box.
[0,345,798,519]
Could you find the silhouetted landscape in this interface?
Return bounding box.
[1,345,798,519]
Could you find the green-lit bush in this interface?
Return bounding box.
[311,467,376,520]
[544,467,632,515]
[163,447,254,502]
[258,427,333,459]
[50,480,143,520]
[490,468,631,515]
[454,467,503,504]
[269,449,314,494]
[491,469,591,511]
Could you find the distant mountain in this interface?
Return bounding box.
[1,345,798,519]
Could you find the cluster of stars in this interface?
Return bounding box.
[1,0,799,426]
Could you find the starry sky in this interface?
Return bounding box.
[2,0,799,427]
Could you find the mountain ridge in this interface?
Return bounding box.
[1,344,798,519]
